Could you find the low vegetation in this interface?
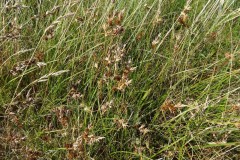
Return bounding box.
[0,0,240,159]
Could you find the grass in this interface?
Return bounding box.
[0,0,240,159]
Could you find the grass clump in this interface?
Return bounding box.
[0,0,240,159]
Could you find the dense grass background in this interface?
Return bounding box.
[0,0,240,159]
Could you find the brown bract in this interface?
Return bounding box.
[160,100,178,114]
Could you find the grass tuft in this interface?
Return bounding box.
[1,0,240,159]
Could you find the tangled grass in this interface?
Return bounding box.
[0,0,240,159]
